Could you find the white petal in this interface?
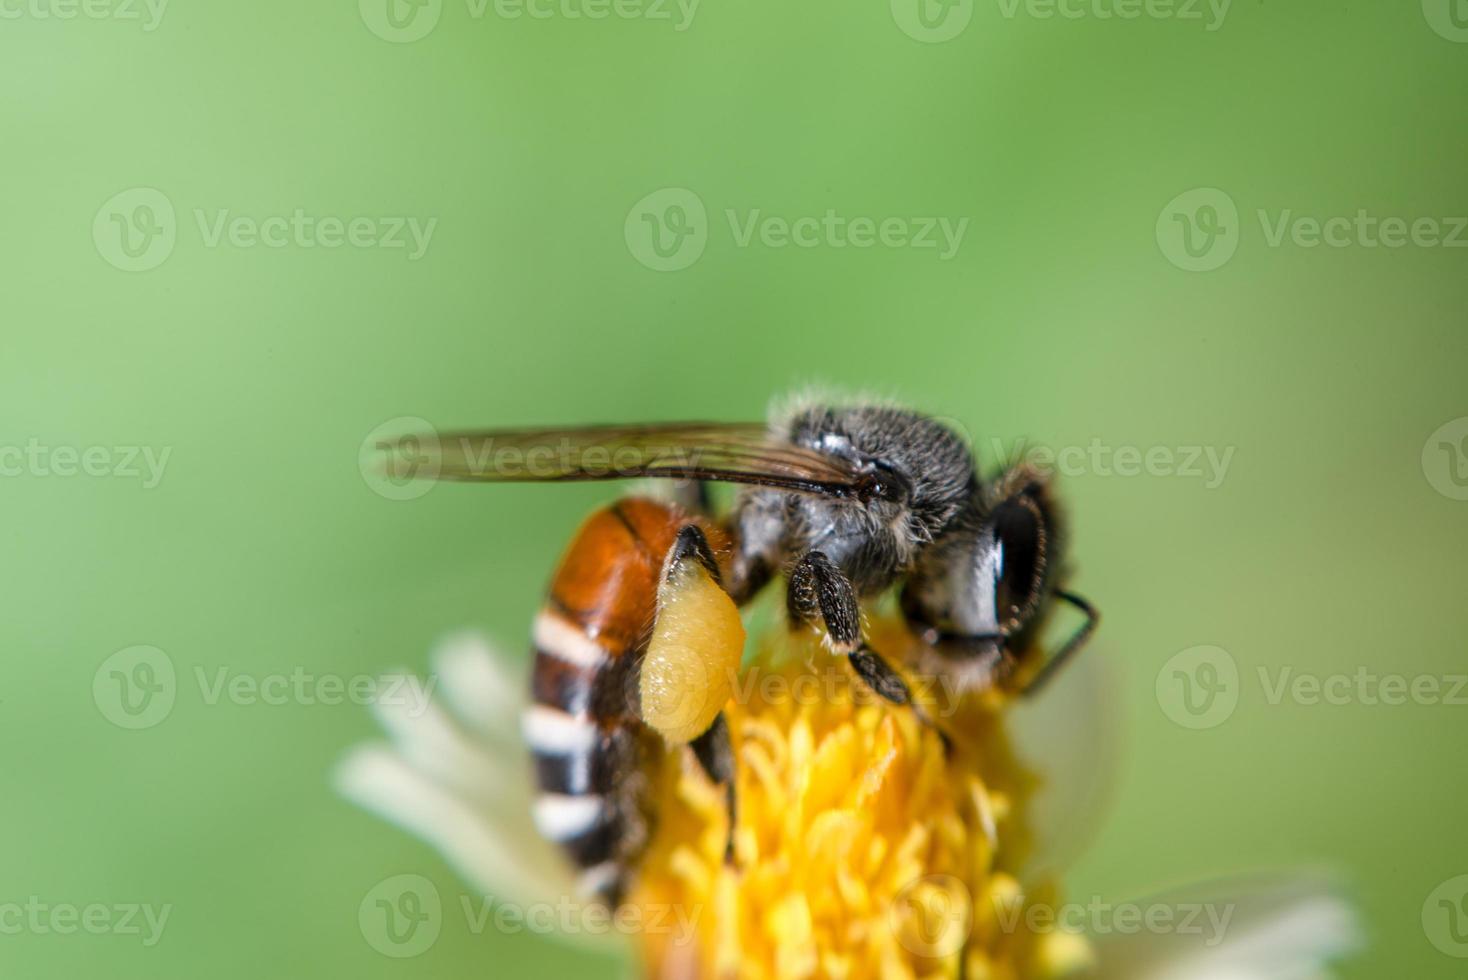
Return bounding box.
[1090,874,1361,980]
[335,743,559,903]
[368,667,527,818]
[430,630,525,738]
[334,631,629,957]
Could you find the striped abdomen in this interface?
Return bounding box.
[523,497,729,904]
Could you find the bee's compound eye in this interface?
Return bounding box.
[991,497,1045,630]
[856,461,911,504]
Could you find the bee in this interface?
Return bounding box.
[521,496,743,907]
[418,399,1098,903]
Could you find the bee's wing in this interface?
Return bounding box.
[1008,627,1124,883]
[412,421,865,497]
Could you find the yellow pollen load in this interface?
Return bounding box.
[629,614,1095,980]
[640,564,747,744]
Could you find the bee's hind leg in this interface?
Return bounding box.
[689,712,738,864]
[642,525,744,867]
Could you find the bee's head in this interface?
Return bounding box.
[783,403,977,547]
[901,465,1060,657]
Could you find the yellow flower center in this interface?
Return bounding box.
[628,614,1095,980]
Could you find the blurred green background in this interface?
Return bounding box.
[2,0,1466,976]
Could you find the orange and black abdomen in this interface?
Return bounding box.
[522,497,729,901]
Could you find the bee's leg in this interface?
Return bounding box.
[787,551,908,705]
[664,523,724,584]
[723,489,786,604]
[660,479,715,518]
[638,520,745,747]
[1018,590,1100,697]
[789,552,953,749]
[654,528,740,863]
[689,712,737,864]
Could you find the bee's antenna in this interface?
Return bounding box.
[1019,590,1099,698]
